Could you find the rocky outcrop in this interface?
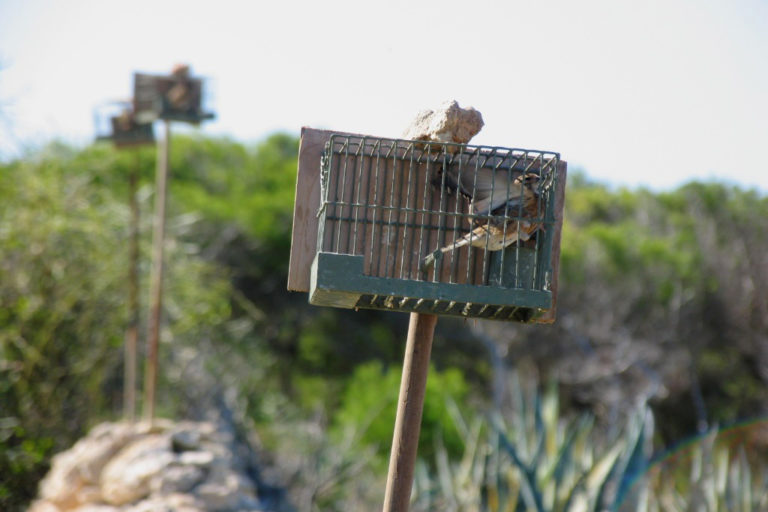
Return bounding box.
[29,420,282,512]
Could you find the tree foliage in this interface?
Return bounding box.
[0,141,233,509]
[1,136,767,510]
[505,172,768,439]
[332,361,470,464]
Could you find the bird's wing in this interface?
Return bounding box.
[455,168,526,217]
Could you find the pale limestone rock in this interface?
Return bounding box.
[37,422,141,508]
[32,420,273,512]
[178,449,215,467]
[27,501,61,512]
[196,471,257,511]
[402,100,484,145]
[124,493,206,512]
[149,464,205,495]
[100,434,175,505]
[69,505,120,512]
[171,427,203,452]
[195,482,236,511]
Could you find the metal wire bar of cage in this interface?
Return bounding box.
[317,135,559,294]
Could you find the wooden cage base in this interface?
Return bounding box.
[310,252,551,322]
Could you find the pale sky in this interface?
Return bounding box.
[1,0,766,191]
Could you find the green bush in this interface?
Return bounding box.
[0,143,234,509]
[333,361,470,464]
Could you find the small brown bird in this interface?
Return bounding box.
[166,64,194,111]
[422,171,543,270]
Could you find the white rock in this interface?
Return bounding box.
[100,434,175,506]
[149,464,205,495]
[70,505,121,512]
[171,428,202,452]
[195,471,256,510]
[164,492,208,512]
[402,100,484,145]
[26,501,61,512]
[37,422,140,508]
[194,482,236,510]
[124,493,206,512]
[32,420,272,512]
[178,450,215,467]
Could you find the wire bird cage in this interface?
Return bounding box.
[94,102,154,148]
[310,134,563,322]
[133,71,215,125]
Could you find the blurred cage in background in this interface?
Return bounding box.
[94,102,155,148]
[133,71,215,125]
[310,134,564,322]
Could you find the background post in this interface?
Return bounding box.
[124,155,140,422]
[143,119,170,422]
[382,312,438,512]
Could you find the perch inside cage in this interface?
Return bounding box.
[133,67,215,125]
[307,133,566,322]
[94,102,154,147]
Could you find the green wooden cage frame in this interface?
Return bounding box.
[306,133,566,322]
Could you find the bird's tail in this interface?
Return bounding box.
[421,234,475,271]
[421,249,443,272]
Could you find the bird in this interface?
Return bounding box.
[166,64,195,112]
[421,170,543,270]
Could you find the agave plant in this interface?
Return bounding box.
[646,426,768,512]
[411,373,651,512]
[412,373,768,512]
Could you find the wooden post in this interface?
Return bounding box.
[124,155,140,422]
[143,120,170,422]
[383,312,438,512]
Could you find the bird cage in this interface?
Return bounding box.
[94,102,154,148]
[308,133,565,322]
[133,67,215,125]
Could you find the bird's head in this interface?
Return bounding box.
[516,172,542,196]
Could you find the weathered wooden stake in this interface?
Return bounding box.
[382,312,438,512]
[143,120,170,422]
[124,155,140,422]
